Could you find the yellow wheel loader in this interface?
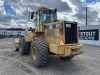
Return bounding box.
[15,7,84,67]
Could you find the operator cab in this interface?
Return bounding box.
[31,7,57,25]
[30,7,58,32]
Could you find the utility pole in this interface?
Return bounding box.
[5,17,7,37]
[86,7,87,26]
[5,17,6,29]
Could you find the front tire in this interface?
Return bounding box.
[19,37,30,55]
[30,39,49,67]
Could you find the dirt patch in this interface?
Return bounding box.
[13,62,33,73]
[2,51,18,57]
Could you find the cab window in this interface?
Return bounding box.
[36,11,42,25]
[43,10,57,23]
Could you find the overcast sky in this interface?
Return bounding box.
[0,0,100,28]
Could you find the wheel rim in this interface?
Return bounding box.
[32,47,37,61]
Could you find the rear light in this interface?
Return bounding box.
[78,30,80,35]
[60,28,63,34]
[60,25,63,34]
[78,27,80,36]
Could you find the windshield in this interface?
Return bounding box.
[43,10,57,23]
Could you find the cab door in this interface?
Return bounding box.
[35,10,43,32]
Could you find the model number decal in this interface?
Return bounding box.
[45,24,62,29]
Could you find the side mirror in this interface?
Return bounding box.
[30,27,33,30]
[55,8,57,13]
[29,27,35,32]
[30,11,34,19]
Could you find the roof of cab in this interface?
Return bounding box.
[36,7,55,12]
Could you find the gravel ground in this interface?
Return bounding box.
[0,38,100,75]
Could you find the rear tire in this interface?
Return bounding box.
[30,39,49,67]
[60,56,74,61]
[19,37,30,55]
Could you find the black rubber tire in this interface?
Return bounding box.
[30,39,49,67]
[60,56,74,61]
[19,37,30,55]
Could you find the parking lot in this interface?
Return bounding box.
[0,38,100,75]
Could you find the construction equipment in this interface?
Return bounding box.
[15,7,84,67]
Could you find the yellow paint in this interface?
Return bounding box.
[25,32,34,42]
[50,44,84,56]
[15,38,19,50]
